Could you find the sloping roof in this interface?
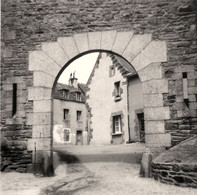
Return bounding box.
[54,82,87,103]
[115,55,137,77]
[86,52,138,88]
[78,83,89,94]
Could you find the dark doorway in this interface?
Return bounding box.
[137,113,145,143]
[76,130,83,145]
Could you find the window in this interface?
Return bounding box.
[76,92,81,101]
[109,65,115,77]
[77,110,82,121]
[63,109,69,120]
[113,115,122,134]
[114,81,121,101]
[64,129,70,142]
[62,89,69,99]
[12,83,17,117]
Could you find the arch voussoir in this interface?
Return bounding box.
[73,33,89,53]
[131,40,167,72]
[122,34,152,63]
[29,50,62,78]
[88,31,102,50]
[111,31,134,55]
[57,36,79,60]
[41,42,69,68]
[100,30,116,51]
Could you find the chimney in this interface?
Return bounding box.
[68,71,78,88]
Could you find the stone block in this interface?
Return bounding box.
[17,83,26,90]
[145,121,165,134]
[27,138,51,151]
[5,118,23,125]
[3,30,16,40]
[188,87,197,94]
[28,87,51,100]
[6,77,23,83]
[73,33,89,53]
[188,95,196,102]
[3,84,12,91]
[143,94,163,107]
[144,107,170,120]
[17,111,26,117]
[88,31,101,50]
[4,95,10,104]
[188,79,196,87]
[5,111,12,118]
[123,34,152,62]
[142,79,168,94]
[41,42,68,67]
[18,96,26,103]
[33,100,52,113]
[189,102,197,109]
[17,103,25,111]
[27,113,33,125]
[112,31,134,54]
[32,125,51,138]
[57,36,79,59]
[138,63,162,82]
[33,71,55,88]
[6,104,12,112]
[145,133,171,147]
[131,41,167,72]
[181,65,195,73]
[33,112,52,125]
[29,50,61,77]
[2,47,12,58]
[188,72,197,79]
[101,30,116,51]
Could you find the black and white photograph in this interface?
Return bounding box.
[1,0,197,194]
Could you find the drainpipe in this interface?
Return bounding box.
[127,78,131,143]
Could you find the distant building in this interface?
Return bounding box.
[53,74,89,145]
[86,53,144,145]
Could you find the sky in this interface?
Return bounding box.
[58,52,99,84]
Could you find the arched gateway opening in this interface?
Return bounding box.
[27,30,171,174]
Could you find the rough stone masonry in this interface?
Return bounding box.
[1,0,197,177]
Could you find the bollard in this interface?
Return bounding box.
[139,148,152,178]
[42,151,54,177]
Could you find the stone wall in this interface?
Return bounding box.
[152,163,197,188]
[1,0,197,171]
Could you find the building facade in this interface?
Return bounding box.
[53,77,89,145]
[86,53,144,145]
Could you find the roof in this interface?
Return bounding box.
[53,82,87,103]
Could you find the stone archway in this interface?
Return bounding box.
[27,30,171,169]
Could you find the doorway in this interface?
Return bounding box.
[76,130,83,145]
[137,113,145,143]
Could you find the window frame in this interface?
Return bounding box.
[76,110,82,121]
[63,109,69,120]
[113,115,122,134]
[76,92,81,101]
[63,128,70,142]
[114,81,122,101]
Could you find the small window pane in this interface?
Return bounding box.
[64,109,69,119]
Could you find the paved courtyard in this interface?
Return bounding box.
[1,143,197,194]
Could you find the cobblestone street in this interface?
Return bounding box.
[1,143,197,194]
